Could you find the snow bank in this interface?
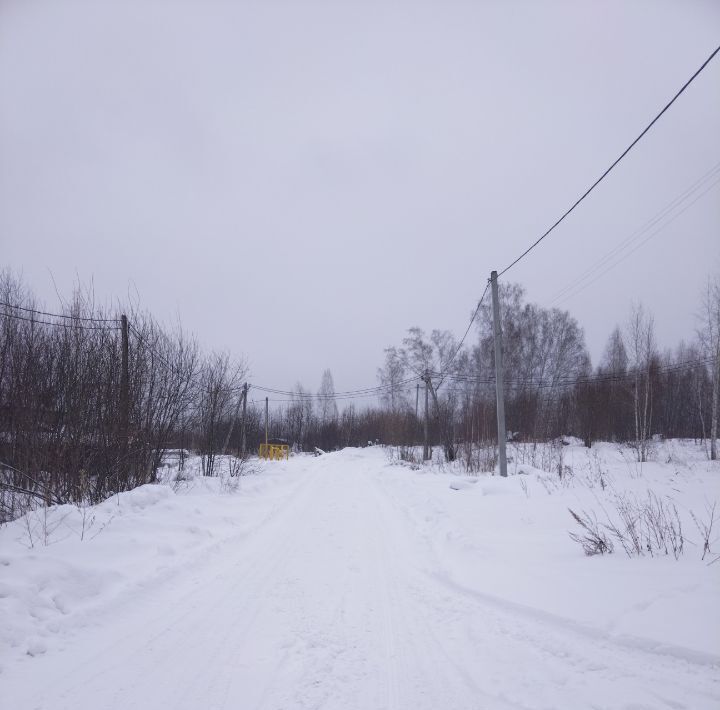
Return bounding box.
[0,455,302,668]
[375,439,720,660]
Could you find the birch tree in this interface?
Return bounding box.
[626,303,655,463]
[698,276,720,460]
[377,347,408,413]
[401,327,459,461]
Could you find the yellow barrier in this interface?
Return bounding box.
[258,443,289,460]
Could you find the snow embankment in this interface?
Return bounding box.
[0,456,303,667]
[376,440,720,661]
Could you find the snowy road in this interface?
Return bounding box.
[3,450,719,709]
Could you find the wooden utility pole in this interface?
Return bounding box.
[265,396,269,448]
[119,314,129,453]
[415,383,420,420]
[490,271,508,477]
[422,370,430,461]
[241,382,248,457]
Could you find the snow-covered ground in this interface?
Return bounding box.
[1,442,718,709]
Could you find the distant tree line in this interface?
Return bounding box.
[259,274,718,466]
[372,279,719,464]
[2,269,718,521]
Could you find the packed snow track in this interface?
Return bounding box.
[2,449,719,709]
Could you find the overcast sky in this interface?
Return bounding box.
[1,0,719,398]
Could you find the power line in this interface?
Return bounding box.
[127,323,178,375]
[0,300,120,323]
[259,355,712,404]
[436,280,491,377]
[129,323,248,398]
[434,355,713,382]
[252,377,420,400]
[431,356,714,389]
[128,323,205,388]
[0,309,120,331]
[497,44,720,278]
[254,378,419,397]
[253,386,422,405]
[550,163,720,305]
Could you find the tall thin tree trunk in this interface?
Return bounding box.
[634,377,641,462]
[642,370,651,463]
[711,354,719,461]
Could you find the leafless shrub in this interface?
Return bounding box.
[569,492,685,560]
[195,353,247,478]
[568,508,614,555]
[691,502,717,561]
[459,441,497,475]
[219,471,241,494]
[582,450,608,491]
[537,474,560,496]
[519,476,529,498]
[645,492,684,559]
[228,455,257,478]
[398,446,421,465]
[19,506,71,548]
[386,446,422,470]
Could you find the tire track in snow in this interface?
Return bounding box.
[8,463,323,710]
[5,451,719,710]
[369,460,720,709]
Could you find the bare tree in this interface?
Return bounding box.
[473,282,589,442]
[286,383,314,450]
[401,327,459,461]
[626,303,656,462]
[377,347,408,413]
[196,352,247,477]
[317,369,339,450]
[698,276,720,459]
[317,369,338,425]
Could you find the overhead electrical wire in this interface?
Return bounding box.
[127,323,178,375]
[252,355,712,404]
[4,49,719,415]
[128,323,207,389]
[550,164,720,306]
[0,300,120,323]
[434,280,491,378]
[252,377,421,401]
[0,309,120,331]
[128,321,420,403]
[251,384,422,405]
[497,43,720,278]
[438,355,713,384]
[425,49,720,391]
[429,356,713,390]
[128,325,395,401]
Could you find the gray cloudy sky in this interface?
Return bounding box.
[1,0,719,396]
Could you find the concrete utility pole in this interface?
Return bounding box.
[119,314,129,454]
[422,370,430,461]
[490,271,508,477]
[241,382,248,457]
